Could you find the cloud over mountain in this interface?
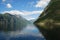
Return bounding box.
[35,0,50,8]
[2,10,43,20]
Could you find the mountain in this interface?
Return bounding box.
[30,19,37,23]
[34,0,60,40]
[30,19,35,23]
[0,13,29,32]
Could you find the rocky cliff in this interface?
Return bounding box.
[34,0,60,40]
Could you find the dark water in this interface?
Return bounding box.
[0,34,45,40]
[0,24,45,40]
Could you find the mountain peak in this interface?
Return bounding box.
[2,10,24,15]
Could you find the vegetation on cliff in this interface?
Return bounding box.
[34,0,60,40]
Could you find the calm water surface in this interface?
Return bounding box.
[0,24,45,40]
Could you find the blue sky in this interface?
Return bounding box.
[0,0,50,20]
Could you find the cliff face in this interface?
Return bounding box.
[0,13,28,32]
[34,0,60,40]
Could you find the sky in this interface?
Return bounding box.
[0,0,50,20]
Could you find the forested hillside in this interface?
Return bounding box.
[34,0,60,40]
[0,13,29,32]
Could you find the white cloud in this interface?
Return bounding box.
[35,0,50,7]
[3,10,24,15]
[6,3,12,8]
[22,10,43,15]
[2,10,43,20]
[2,0,6,2]
[3,10,43,15]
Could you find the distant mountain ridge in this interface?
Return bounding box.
[30,19,36,23]
[0,13,29,32]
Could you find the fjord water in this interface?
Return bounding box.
[0,24,45,40]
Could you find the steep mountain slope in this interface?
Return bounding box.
[34,0,60,40]
[0,13,29,32]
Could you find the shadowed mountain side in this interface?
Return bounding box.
[34,0,60,40]
[0,13,29,32]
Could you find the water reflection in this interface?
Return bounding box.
[20,24,40,34]
[0,24,45,40]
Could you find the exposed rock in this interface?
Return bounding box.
[34,0,60,40]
